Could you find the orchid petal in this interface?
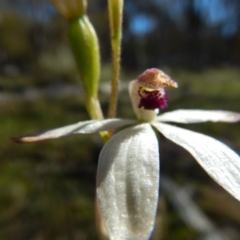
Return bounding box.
[157,109,240,123]
[97,123,159,240]
[14,119,135,143]
[153,122,240,201]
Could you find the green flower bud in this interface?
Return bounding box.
[69,15,103,120]
[69,15,100,100]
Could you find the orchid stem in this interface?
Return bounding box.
[108,0,123,118]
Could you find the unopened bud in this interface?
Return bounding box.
[68,16,100,101]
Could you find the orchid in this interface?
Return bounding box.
[15,68,240,240]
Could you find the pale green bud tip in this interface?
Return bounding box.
[50,0,87,19]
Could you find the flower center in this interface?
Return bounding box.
[129,68,178,122]
[138,87,168,110]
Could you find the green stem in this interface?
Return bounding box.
[108,0,123,118]
[85,95,104,120]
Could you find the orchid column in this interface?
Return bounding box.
[50,0,104,121]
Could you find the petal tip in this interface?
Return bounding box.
[11,135,41,143]
[11,137,24,143]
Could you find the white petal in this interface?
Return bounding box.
[157,109,240,123]
[14,119,135,143]
[153,122,240,201]
[97,123,159,240]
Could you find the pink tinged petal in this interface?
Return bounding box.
[153,122,240,201]
[97,123,159,240]
[14,119,135,143]
[157,109,240,123]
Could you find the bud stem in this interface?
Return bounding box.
[108,0,123,118]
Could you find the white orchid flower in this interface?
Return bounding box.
[15,68,240,240]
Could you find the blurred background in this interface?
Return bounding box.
[0,0,240,239]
